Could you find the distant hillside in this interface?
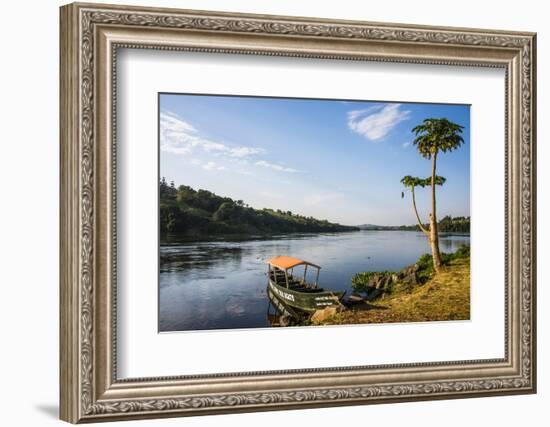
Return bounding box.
[357,224,393,230]
[357,216,470,233]
[160,178,359,237]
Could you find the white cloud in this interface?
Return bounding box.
[347,104,411,141]
[160,111,263,159]
[229,146,265,158]
[255,160,298,173]
[161,111,300,176]
[159,112,196,155]
[235,169,254,176]
[160,111,197,133]
[203,161,225,171]
[402,141,411,148]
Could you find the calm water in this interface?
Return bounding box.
[159,230,470,332]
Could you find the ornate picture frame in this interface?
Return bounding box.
[60,2,536,423]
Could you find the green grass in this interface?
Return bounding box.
[351,244,470,293]
[318,254,470,325]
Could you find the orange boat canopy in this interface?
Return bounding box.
[267,256,320,270]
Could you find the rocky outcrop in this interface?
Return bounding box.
[355,263,420,300]
[310,306,346,324]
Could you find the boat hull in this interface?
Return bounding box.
[268,280,344,313]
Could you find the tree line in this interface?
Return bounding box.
[159,178,359,236]
[395,215,470,233]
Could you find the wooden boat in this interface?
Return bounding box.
[266,256,345,313]
[266,286,306,326]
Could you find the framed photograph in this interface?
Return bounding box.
[60,2,536,423]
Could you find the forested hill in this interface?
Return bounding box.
[159,179,359,236]
[400,215,470,233]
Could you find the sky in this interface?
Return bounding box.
[159,93,470,226]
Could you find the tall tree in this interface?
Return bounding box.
[409,118,464,272]
[401,175,446,236]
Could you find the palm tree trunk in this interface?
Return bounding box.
[411,187,429,236]
[430,153,442,273]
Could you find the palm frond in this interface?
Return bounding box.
[412,118,464,159]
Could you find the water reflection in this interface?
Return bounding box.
[159,231,470,332]
[266,287,302,327]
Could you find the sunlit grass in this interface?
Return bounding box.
[321,256,470,325]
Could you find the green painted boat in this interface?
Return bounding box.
[267,255,345,313]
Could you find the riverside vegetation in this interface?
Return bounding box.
[310,245,470,325]
[159,178,358,237]
[351,244,470,295]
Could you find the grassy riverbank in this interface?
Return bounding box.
[318,252,470,325]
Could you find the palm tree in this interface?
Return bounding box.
[410,118,464,272]
[401,175,446,236]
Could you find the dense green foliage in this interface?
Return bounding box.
[159,178,359,237]
[400,175,446,189]
[412,118,465,159]
[415,244,470,282]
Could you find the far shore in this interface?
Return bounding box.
[160,229,470,245]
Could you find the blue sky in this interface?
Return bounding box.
[159,93,470,226]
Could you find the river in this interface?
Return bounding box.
[159,230,470,332]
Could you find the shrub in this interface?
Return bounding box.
[352,272,378,292]
[454,244,470,258]
[353,245,471,293]
[351,271,393,293]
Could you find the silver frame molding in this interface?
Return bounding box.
[60,2,536,423]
